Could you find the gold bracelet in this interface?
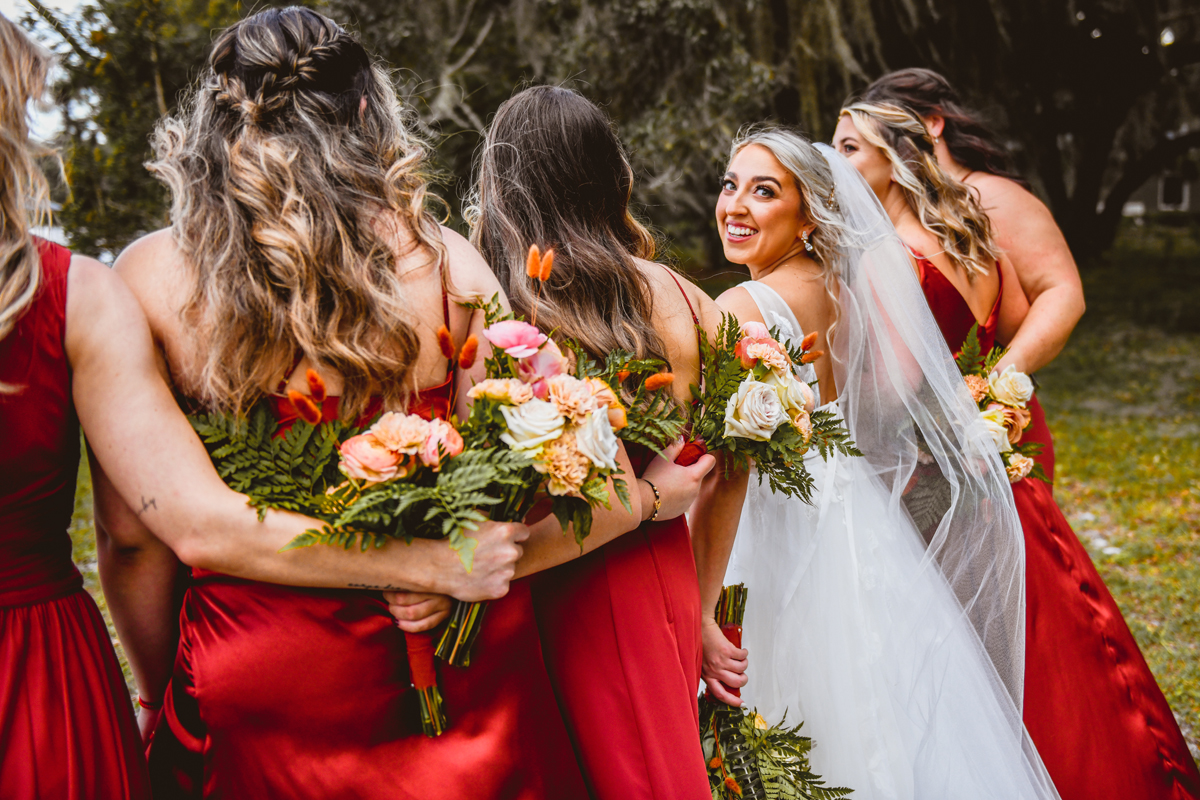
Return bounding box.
[642,478,662,522]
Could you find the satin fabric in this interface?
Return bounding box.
[918,254,1200,800]
[0,240,150,800]
[530,444,710,800]
[148,380,588,799]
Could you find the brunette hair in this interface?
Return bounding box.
[840,101,1000,280]
[466,85,668,366]
[0,14,53,346]
[149,6,443,419]
[859,68,1025,185]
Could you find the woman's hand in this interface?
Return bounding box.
[701,614,748,707]
[382,591,453,633]
[640,439,717,521]
[441,520,530,602]
[136,702,162,746]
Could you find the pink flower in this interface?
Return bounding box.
[483,320,548,359]
[420,419,464,470]
[584,377,620,409]
[734,336,789,371]
[740,321,771,340]
[371,412,431,454]
[340,433,404,484]
[517,339,569,399]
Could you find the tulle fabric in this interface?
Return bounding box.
[725,145,1060,799]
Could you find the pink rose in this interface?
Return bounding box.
[483,320,548,359]
[740,321,771,340]
[735,335,790,371]
[420,418,464,470]
[371,412,431,454]
[517,339,569,398]
[340,433,403,484]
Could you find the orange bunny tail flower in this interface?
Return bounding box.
[644,372,675,392]
[707,756,723,770]
[538,248,555,281]
[800,330,819,352]
[615,369,631,383]
[305,369,327,403]
[525,244,542,279]
[724,776,743,796]
[436,325,456,360]
[287,390,323,426]
[457,335,479,370]
[800,349,824,364]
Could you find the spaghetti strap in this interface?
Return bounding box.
[660,266,704,375]
[276,351,305,395]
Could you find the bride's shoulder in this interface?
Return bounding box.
[715,282,765,328]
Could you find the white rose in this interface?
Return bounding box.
[979,406,1013,454]
[988,365,1033,408]
[500,399,564,454]
[724,379,786,442]
[574,409,620,472]
[763,371,815,416]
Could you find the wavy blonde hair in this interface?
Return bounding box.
[149,7,444,419]
[840,101,999,279]
[0,14,54,346]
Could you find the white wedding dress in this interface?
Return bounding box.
[721,146,1061,800]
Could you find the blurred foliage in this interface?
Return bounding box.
[21,0,1200,269]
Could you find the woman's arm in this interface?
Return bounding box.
[67,256,525,600]
[971,175,1086,374]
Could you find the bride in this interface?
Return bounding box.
[691,128,1061,799]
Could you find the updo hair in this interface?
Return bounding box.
[839,101,1000,280]
[149,6,443,419]
[727,127,848,310]
[859,68,1026,186]
[0,14,54,348]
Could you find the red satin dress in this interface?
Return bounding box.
[530,273,710,800]
[0,240,151,800]
[148,323,587,798]
[917,253,1200,800]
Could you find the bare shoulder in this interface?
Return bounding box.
[441,225,502,301]
[715,284,764,327]
[968,173,1055,226]
[641,260,726,336]
[111,229,189,316]
[65,254,152,359]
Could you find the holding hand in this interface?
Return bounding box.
[442,520,530,602]
[383,592,453,633]
[701,614,748,707]
[640,438,717,521]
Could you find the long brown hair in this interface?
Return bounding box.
[467,85,668,367]
[859,68,1027,187]
[0,14,53,345]
[840,101,1000,280]
[149,6,443,419]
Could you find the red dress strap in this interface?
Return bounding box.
[660,267,704,374]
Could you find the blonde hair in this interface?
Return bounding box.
[0,14,53,345]
[728,127,847,327]
[149,7,444,419]
[840,101,999,279]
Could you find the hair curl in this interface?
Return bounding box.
[149,6,444,419]
[859,68,1027,187]
[0,14,53,348]
[840,101,1000,280]
[466,85,667,367]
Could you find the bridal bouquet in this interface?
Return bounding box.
[955,325,1047,484]
[700,584,852,800]
[690,316,860,503]
[189,367,529,737]
[435,246,685,667]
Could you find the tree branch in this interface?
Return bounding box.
[1093,129,1200,247]
[27,0,97,66]
[445,10,495,76]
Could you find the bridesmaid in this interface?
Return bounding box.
[466,85,725,799]
[834,100,1200,800]
[0,15,515,800]
[859,67,1086,482]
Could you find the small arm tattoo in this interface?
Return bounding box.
[347,583,405,591]
[136,496,158,516]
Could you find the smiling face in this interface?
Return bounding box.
[833,114,892,202]
[716,144,811,270]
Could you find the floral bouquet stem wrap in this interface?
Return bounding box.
[700,584,852,800]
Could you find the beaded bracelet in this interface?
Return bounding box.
[641,478,662,522]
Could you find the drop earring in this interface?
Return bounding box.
[802,229,815,254]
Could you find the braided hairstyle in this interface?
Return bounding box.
[840,101,1000,280]
[150,6,442,419]
[860,68,1026,186]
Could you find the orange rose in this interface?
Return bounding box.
[340,433,404,483]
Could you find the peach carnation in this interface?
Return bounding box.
[964,374,990,403]
[536,431,591,497]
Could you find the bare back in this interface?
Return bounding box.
[114,222,500,406]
